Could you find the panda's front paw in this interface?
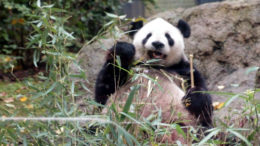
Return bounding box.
[108,42,135,60]
[182,87,213,116]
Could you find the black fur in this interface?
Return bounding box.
[152,41,164,50]
[142,33,152,45]
[94,42,135,105]
[129,20,143,38]
[129,19,190,39]
[165,59,213,127]
[165,33,174,46]
[177,19,191,38]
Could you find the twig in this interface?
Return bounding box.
[0,117,109,122]
[189,54,194,88]
[253,68,260,131]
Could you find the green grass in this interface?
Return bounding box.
[0,73,259,145]
[0,78,44,116]
[0,81,25,95]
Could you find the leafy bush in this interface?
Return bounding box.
[0,0,154,72]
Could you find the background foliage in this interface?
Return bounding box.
[0,0,154,73]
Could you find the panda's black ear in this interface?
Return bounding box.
[129,20,143,38]
[177,19,191,38]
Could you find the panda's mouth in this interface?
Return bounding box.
[147,50,167,59]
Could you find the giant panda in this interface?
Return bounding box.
[94,18,213,142]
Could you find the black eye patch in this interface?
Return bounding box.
[165,33,174,46]
[142,33,152,45]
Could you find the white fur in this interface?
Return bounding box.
[133,18,186,66]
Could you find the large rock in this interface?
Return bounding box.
[150,0,260,100]
[72,1,260,110]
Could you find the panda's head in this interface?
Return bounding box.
[131,18,190,67]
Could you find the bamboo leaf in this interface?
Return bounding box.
[224,94,239,107]
[116,55,121,67]
[175,124,186,139]
[246,66,259,75]
[141,74,162,90]
[146,59,161,64]
[71,81,75,95]
[23,136,27,146]
[198,128,220,145]
[202,91,237,96]
[228,129,252,146]
[176,141,182,146]
[37,0,41,7]
[33,50,39,67]
[106,12,119,18]
[111,121,141,146]
[42,4,54,8]
[120,85,140,121]
[32,82,58,99]
[120,112,150,131]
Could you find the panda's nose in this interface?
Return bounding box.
[152,41,164,50]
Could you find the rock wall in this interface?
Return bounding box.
[151,0,259,86]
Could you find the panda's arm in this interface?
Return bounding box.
[168,59,213,127]
[167,59,207,89]
[95,42,135,105]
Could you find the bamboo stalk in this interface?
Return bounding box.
[189,54,194,88]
